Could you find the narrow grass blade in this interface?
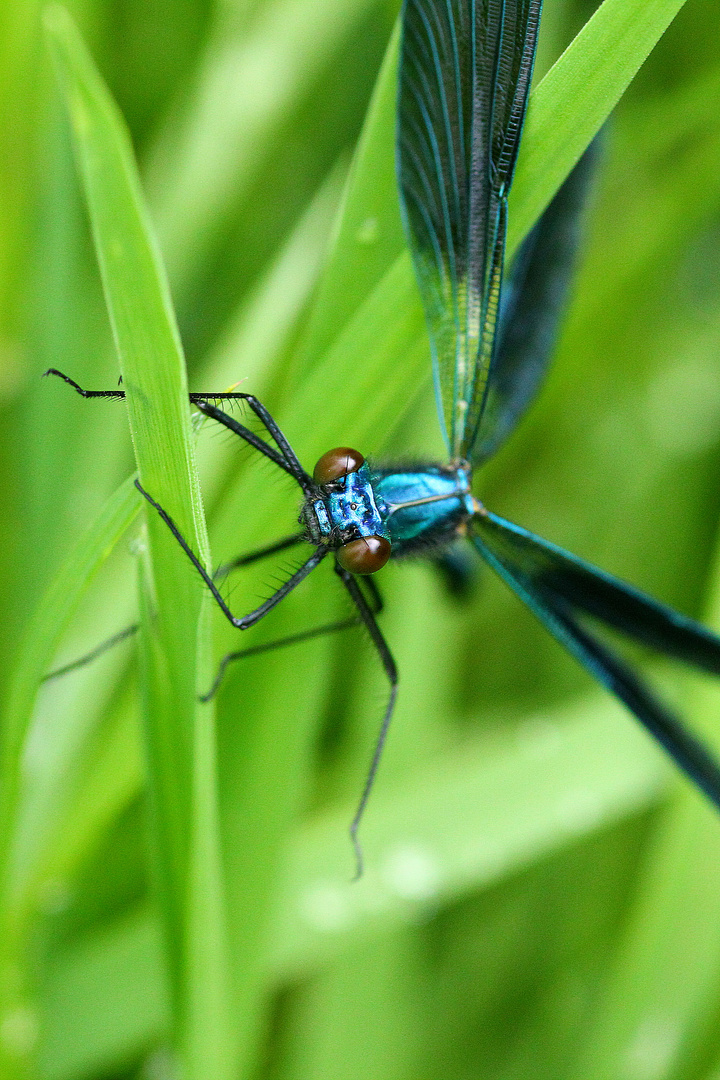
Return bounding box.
[1,477,139,886]
[300,20,404,364]
[39,689,666,1080]
[44,8,233,1078]
[570,562,720,1080]
[508,0,690,249]
[0,477,139,1077]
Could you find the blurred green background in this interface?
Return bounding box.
[3,0,720,1078]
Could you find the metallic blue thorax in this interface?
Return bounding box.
[312,462,475,555]
[312,464,386,541]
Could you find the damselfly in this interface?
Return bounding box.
[45,0,720,871]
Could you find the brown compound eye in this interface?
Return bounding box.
[313,446,365,485]
[337,535,391,575]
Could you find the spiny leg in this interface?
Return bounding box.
[335,562,398,879]
[196,401,312,492]
[201,616,361,703]
[433,546,477,599]
[43,369,126,399]
[202,575,385,702]
[43,369,310,486]
[360,573,385,615]
[42,532,320,686]
[136,479,328,629]
[42,533,309,682]
[43,365,281,468]
[194,403,288,475]
[214,532,306,579]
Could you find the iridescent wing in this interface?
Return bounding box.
[472,511,720,809]
[470,138,600,465]
[397,0,542,460]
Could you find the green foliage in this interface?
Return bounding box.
[1,0,720,1078]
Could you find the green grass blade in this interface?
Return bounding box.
[508,0,690,248]
[1,477,138,872]
[300,20,404,364]
[0,476,139,1078]
[39,689,666,1078]
[570,563,720,1079]
[44,8,233,1078]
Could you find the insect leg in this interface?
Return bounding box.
[44,531,337,687]
[196,400,313,491]
[433,546,476,599]
[43,369,302,480]
[361,574,385,614]
[136,479,327,629]
[214,532,306,579]
[334,562,398,878]
[42,623,139,682]
[43,368,125,399]
[202,575,383,700]
[201,616,362,702]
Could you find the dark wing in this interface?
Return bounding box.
[470,138,601,465]
[472,512,720,810]
[397,0,542,459]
